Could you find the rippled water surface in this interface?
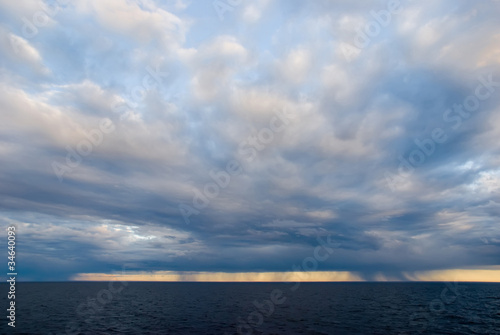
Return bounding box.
[0,282,499,334]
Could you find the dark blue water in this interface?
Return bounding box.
[0,282,498,334]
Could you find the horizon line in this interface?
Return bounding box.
[3,280,500,283]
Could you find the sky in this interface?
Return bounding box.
[0,0,500,282]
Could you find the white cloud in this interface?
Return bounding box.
[74,0,187,50]
[0,29,50,76]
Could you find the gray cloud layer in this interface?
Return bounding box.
[0,0,499,280]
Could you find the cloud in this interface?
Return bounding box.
[74,0,187,49]
[0,0,500,281]
[0,29,50,76]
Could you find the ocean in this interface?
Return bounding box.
[0,282,498,334]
